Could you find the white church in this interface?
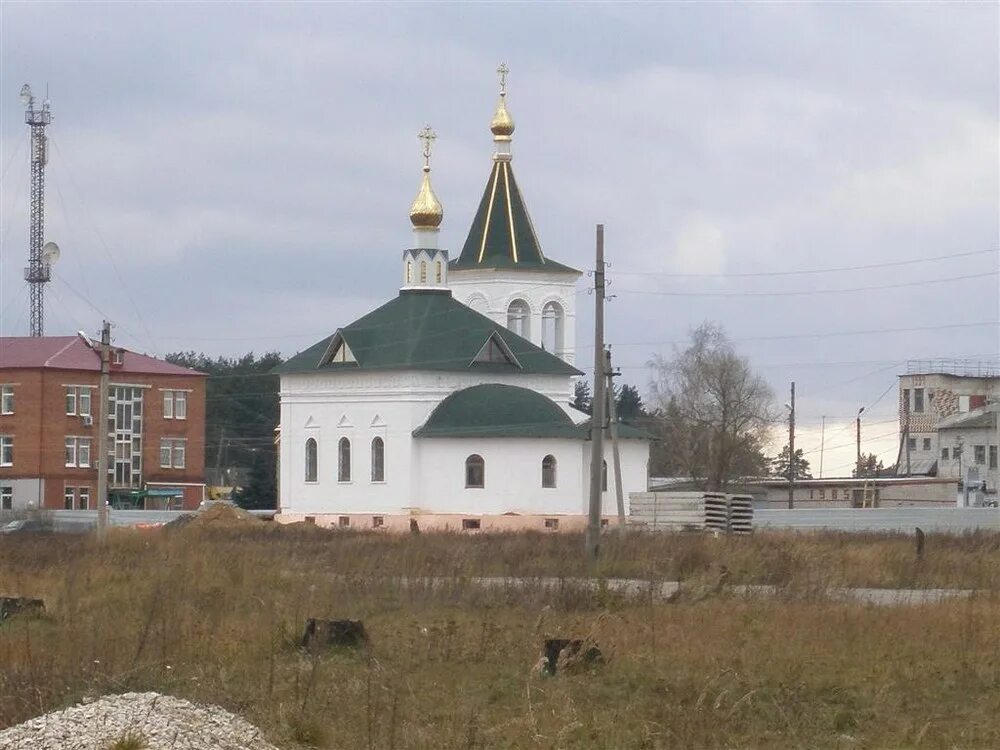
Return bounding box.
[276,69,650,531]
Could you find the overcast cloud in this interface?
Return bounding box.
[1,2,997,473]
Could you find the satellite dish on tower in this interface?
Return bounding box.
[41,242,60,266]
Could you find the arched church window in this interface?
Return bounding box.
[465,454,485,488]
[305,438,318,483]
[602,460,608,492]
[542,301,564,354]
[542,454,557,488]
[420,261,427,283]
[371,437,385,482]
[406,261,412,284]
[506,300,531,339]
[435,261,442,283]
[338,437,352,482]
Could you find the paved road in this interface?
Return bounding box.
[373,575,976,607]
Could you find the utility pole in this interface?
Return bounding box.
[818,416,826,479]
[787,382,795,509]
[585,224,606,563]
[904,392,911,476]
[856,406,865,477]
[96,321,111,541]
[20,85,54,337]
[605,347,625,531]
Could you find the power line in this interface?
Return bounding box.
[586,320,999,349]
[613,270,997,298]
[612,248,998,278]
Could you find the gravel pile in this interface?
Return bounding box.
[0,692,279,750]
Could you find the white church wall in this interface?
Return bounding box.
[412,437,587,515]
[449,270,579,368]
[279,369,577,515]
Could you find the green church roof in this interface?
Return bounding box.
[275,290,581,376]
[413,383,653,440]
[414,384,580,438]
[451,160,578,274]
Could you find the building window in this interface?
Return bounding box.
[160,438,187,469]
[163,391,187,420]
[406,261,412,284]
[419,261,427,283]
[601,460,608,492]
[544,517,559,530]
[506,299,531,339]
[462,518,481,530]
[0,386,13,415]
[371,437,385,482]
[372,515,384,528]
[922,438,931,451]
[64,487,74,510]
[65,437,92,468]
[435,261,442,283]
[941,447,949,460]
[907,437,916,451]
[902,388,909,411]
[338,437,351,482]
[78,487,90,510]
[465,454,485,488]
[809,489,814,499]
[0,486,12,510]
[65,386,94,416]
[541,301,565,354]
[832,489,838,500]
[305,438,318,482]
[542,454,557,488]
[913,388,924,413]
[338,515,350,528]
[991,446,998,469]
[0,436,13,466]
[974,445,986,465]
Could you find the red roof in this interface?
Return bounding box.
[0,336,204,376]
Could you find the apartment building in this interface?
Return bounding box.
[0,335,206,512]
[897,360,998,487]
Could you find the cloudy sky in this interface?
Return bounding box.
[1,2,998,474]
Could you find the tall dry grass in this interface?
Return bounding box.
[1,527,999,748]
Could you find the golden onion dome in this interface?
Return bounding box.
[490,95,515,139]
[409,166,443,228]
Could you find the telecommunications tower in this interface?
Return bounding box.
[20,84,59,337]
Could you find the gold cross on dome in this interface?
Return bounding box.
[418,124,436,167]
[497,62,509,96]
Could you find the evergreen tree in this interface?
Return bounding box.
[615,384,645,420]
[770,444,813,480]
[166,351,282,508]
[572,380,592,415]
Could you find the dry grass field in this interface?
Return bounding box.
[2,522,1000,748]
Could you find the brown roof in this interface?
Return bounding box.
[0,336,204,376]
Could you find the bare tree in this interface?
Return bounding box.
[649,323,774,490]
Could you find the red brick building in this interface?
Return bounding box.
[0,335,206,511]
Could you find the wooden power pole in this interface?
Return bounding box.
[787,381,795,509]
[585,224,606,562]
[605,347,625,531]
[96,321,111,541]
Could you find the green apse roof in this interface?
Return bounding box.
[414,384,580,438]
[413,383,653,440]
[275,290,581,376]
[451,160,578,273]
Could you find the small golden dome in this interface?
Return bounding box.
[409,166,443,228]
[490,95,515,139]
